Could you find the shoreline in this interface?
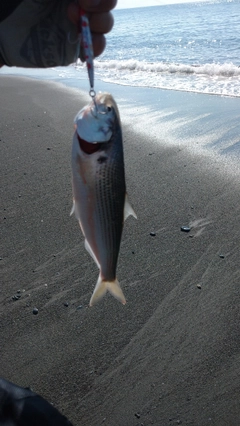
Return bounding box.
[1,76,240,425]
[2,58,240,98]
[2,69,240,167]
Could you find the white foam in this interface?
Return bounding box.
[75,60,240,98]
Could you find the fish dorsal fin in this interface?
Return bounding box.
[84,239,100,269]
[124,193,137,221]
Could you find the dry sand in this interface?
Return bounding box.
[1,76,240,425]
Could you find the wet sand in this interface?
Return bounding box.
[1,76,240,425]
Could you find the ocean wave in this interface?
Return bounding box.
[75,59,240,97]
[92,59,240,78]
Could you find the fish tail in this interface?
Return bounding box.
[89,276,126,306]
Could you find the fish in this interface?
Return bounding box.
[71,92,136,306]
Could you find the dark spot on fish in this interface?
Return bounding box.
[107,106,112,111]
[97,156,108,164]
[77,134,102,155]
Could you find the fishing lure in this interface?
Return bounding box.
[80,9,96,100]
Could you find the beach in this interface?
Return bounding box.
[1,75,240,425]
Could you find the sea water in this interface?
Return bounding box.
[2,0,240,97]
[90,0,240,97]
[1,0,240,164]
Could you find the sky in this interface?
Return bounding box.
[116,0,208,8]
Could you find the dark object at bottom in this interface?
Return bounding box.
[0,377,73,425]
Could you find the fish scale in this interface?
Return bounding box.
[96,159,125,280]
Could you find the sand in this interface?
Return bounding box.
[1,76,240,425]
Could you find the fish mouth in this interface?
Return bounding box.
[77,134,103,154]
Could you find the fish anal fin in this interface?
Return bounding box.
[124,193,137,221]
[89,276,126,306]
[84,239,100,269]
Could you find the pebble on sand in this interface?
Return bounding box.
[12,294,21,301]
[32,308,39,315]
[181,226,191,232]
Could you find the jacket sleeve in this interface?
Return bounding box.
[0,0,24,23]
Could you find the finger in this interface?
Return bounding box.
[92,33,106,57]
[68,4,114,34]
[68,0,117,18]
[78,0,117,13]
[89,12,114,34]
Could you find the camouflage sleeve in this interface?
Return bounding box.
[0,0,84,68]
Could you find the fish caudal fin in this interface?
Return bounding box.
[89,276,126,306]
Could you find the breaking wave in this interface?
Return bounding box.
[94,59,240,78]
[75,59,240,98]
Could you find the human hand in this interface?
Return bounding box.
[68,0,117,59]
[0,0,117,68]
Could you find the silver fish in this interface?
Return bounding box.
[71,92,137,306]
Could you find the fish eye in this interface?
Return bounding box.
[107,106,112,112]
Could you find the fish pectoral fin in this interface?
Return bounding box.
[84,239,100,269]
[124,193,137,221]
[89,276,126,306]
[70,200,75,216]
[70,201,84,235]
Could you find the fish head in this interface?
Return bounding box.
[74,92,120,143]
